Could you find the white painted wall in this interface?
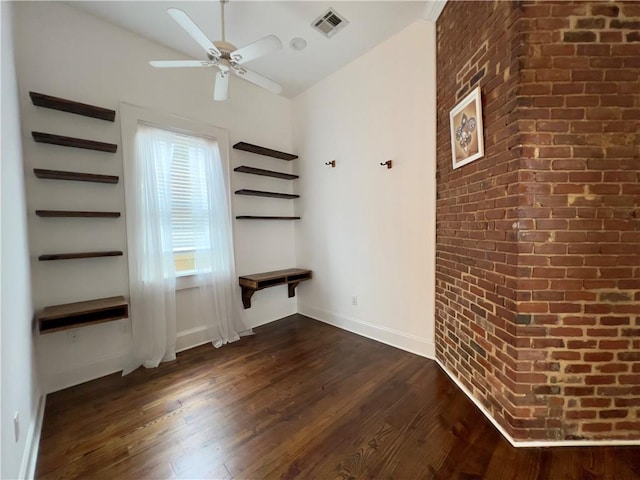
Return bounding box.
[13,1,296,393]
[292,20,437,357]
[1,2,42,478]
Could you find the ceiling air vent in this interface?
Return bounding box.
[312,8,349,38]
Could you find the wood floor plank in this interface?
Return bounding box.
[36,314,640,480]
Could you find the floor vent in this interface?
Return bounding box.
[312,8,349,38]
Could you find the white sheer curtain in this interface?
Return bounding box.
[190,138,249,347]
[123,125,178,374]
[124,122,248,375]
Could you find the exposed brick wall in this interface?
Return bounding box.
[436,0,639,441]
[435,0,525,438]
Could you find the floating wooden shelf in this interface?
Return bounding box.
[32,131,118,153]
[38,296,128,334]
[235,189,299,199]
[233,142,298,161]
[29,91,116,122]
[236,216,301,220]
[39,251,123,261]
[239,268,311,309]
[234,166,298,180]
[36,210,120,218]
[34,168,119,184]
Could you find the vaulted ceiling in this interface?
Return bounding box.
[69,1,442,98]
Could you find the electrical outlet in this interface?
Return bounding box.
[351,296,358,306]
[67,330,79,343]
[14,412,19,442]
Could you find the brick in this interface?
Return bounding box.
[567,340,597,349]
[567,410,597,420]
[601,31,623,42]
[582,423,613,433]
[566,96,599,108]
[618,353,640,361]
[584,352,614,362]
[565,364,591,374]
[565,387,594,396]
[621,4,640,16]
[582,398,611,408]
[610,20,640,29]
[563,31,597,43]
[615,398,640,407]
[619,375,640,385]
[552,351,581,361]
[532,338,564,349]
[549,327,583,337]
[596,364,628,374]
[586,328,619,338]
[591,4,619,16]
[615,422,640,431]
[576,45,611,56]
[599,410,628,419]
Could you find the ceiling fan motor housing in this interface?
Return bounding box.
[212,41,238,60]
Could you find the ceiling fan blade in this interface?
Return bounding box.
[167,8,222,58]
[214,71,229,101]
[150,60,213,68]
[230,35,283,64]
[232,67,282,95]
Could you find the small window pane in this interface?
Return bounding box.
[160,133,213,274]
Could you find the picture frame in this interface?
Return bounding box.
[449,86,484,170]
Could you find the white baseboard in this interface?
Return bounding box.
[45,351,129,394]
[435,358,640,447]
[20,394,46,480]
[422,0,447,21]
[246,304,297,330]
[176,326,211,353]
[299,304,435,359]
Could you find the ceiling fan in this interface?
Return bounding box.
[150,0,283,101]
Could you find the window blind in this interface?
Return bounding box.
[162,133,210,254]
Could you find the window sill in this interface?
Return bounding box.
[176,273,200,291]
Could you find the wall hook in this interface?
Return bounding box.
[380,160,392,169]
[325,160,336,168]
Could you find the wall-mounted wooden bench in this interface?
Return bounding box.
[38,296,128,334]
[239,268,311,309]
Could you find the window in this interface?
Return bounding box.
[139,126,221,276]
[120,103,231,285]
[166,133,211,275]
[120,104,243,366]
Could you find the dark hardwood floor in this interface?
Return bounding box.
[36,315,639,479]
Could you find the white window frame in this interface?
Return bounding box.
[120,103,232,290]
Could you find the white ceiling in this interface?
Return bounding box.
[68,1,432,98]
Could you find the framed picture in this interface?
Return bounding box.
[449,86,484,169]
